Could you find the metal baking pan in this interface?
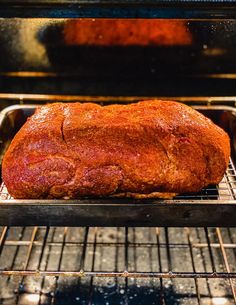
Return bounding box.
[0,104,236,227]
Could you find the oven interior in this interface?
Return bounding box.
[0,2,236,304]
[0,99,235,305]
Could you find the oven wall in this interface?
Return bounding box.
[0,19,236,96]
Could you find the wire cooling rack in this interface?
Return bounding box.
[0,158,236,227]
[1,157,236,201]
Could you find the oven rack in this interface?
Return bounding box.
[1,93,236,106]
[0,226,236,304]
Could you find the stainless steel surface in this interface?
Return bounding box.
[0,226,236,304]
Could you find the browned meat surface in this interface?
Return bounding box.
[2,100,230,199]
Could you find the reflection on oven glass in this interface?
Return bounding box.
[0,19,236,77]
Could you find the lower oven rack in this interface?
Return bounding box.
[0,226,236,304]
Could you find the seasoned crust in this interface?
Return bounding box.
[2,100,230,199]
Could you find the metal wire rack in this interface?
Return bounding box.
[176,158,236,200]
[0,226,236,305]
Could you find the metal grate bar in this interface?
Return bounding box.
[0,226,8,256]
[14,226,38,303]
[2,240,236,249]
[216,228,236,304]
[226,228,236,262]
[80,227,89,272]
[38,227,56,305]
[196,228,213,301]
[156,228,166,305]
[164,228,172,271]
[75,227,89,303]
[1,270,236,278]
[87,227,98,305]
[124,227,129,305]
[38,229,50,303]
[6,227,26,284]
[204,228,217,273]
[164,228,174,304]
[185,228,201,305]
[131,227,137,278]
[24,227,38,271]
[50,227,69,305]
